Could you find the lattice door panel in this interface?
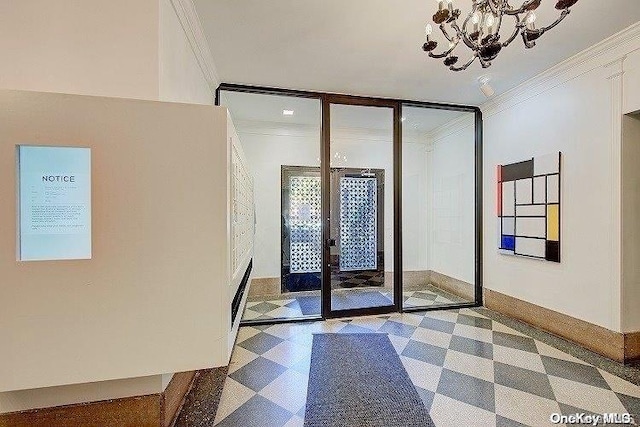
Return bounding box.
[289,176,322,273]
[339,177,378,271]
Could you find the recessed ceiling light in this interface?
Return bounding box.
[283,110,294,116]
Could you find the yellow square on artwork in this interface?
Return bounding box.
[547,204,559,241]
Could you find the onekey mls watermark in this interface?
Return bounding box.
[550,413,636,425]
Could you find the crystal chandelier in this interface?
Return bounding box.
[422,0,579,71]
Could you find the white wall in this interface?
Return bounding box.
[624,49,640,115]
[0,1,219,412]
[428,115,476,284]
[0,92,230,399]
[402,139,429,272]
[237,122,428,279]
[482,63,619,331]
[0,0,215,105]
[0,0,160,100]
[159,0,214,104]
[622,114,640,332]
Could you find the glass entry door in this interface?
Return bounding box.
[322,99,400,317]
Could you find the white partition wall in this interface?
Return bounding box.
[0,90,253,413]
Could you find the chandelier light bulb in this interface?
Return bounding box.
[485,14,495,28]
[525,11,537,29]
[425,24,433,37]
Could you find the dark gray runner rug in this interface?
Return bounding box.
[304,333,435,427]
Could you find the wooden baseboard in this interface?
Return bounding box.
[248,277,280,296]
[429,271,475,301]
[625,331,640,362]
[0,394,162,427]
[162,371,197,427]
[0,371,199,427]
[483,288,640,363]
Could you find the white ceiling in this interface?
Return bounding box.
[220,90,470,133]
[196,0,640,106]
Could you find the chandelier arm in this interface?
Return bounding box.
[478,56,492,68]
[449,55,478,71]
[501,15,523,47]
[428,46,456,59]
[486,0,501,16]
[494,10,506,38]
[439,23,455,43]
[537,9,571,33]
[451,21,476,50]
[505,0,537,15]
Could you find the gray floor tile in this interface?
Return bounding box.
[412,291,438,301]
[418,316,456,334]
[402,340,448,366]
[494,361,556,401]
[449,335,494,360]
[415,386,435,411]
[541,355,610,389]
[496,415,530,427]
[493,331,538,354]
[379,320,417,338]
[229,357,288,392]
[238,332,285,355]
[337,324,377,334]
[436,368,496,412]
[457,313,493,330]
[557,402,598,417]
[251,302,282,314]
[215,395,292,427]
[616,392,640,416]
[285,300,301,310]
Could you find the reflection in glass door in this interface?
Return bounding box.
[324,101,399,316]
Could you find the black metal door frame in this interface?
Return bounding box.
[216,83,483,326]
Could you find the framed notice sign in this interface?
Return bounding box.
[17,146,92,261]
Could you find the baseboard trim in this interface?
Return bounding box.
[0,371,199,427]
[429,271,475,301]
[0,394,162,427]
[625,331,640,362]
[483,288,640,363]
[163,371,197,427]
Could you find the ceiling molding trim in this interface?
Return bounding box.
[235,119,427,144]
[481,21,640,118]
[427,114,475,142]
[169,0,220,90]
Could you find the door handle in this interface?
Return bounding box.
[325,238,336,248]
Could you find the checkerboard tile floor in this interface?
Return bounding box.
[242,288,465,321]
[216,308,640,427]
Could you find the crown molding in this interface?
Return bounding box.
[235,119,427,144]
[481,22,640,118]
[169,0,220,90]
[427,113,475,142]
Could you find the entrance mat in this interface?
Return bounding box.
[297,292,393,315]
[304,333,434,427]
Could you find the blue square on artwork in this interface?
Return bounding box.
[501,235,515,251]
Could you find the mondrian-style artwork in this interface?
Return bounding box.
[497,152,561,262]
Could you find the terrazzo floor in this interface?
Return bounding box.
[199,307,640,427]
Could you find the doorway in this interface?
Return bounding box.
[281,165,389,317]
[217,85,482,325]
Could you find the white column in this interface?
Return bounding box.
[604,56,625,332]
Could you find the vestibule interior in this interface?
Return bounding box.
[221,90,478,321]
[402,106,477,310]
